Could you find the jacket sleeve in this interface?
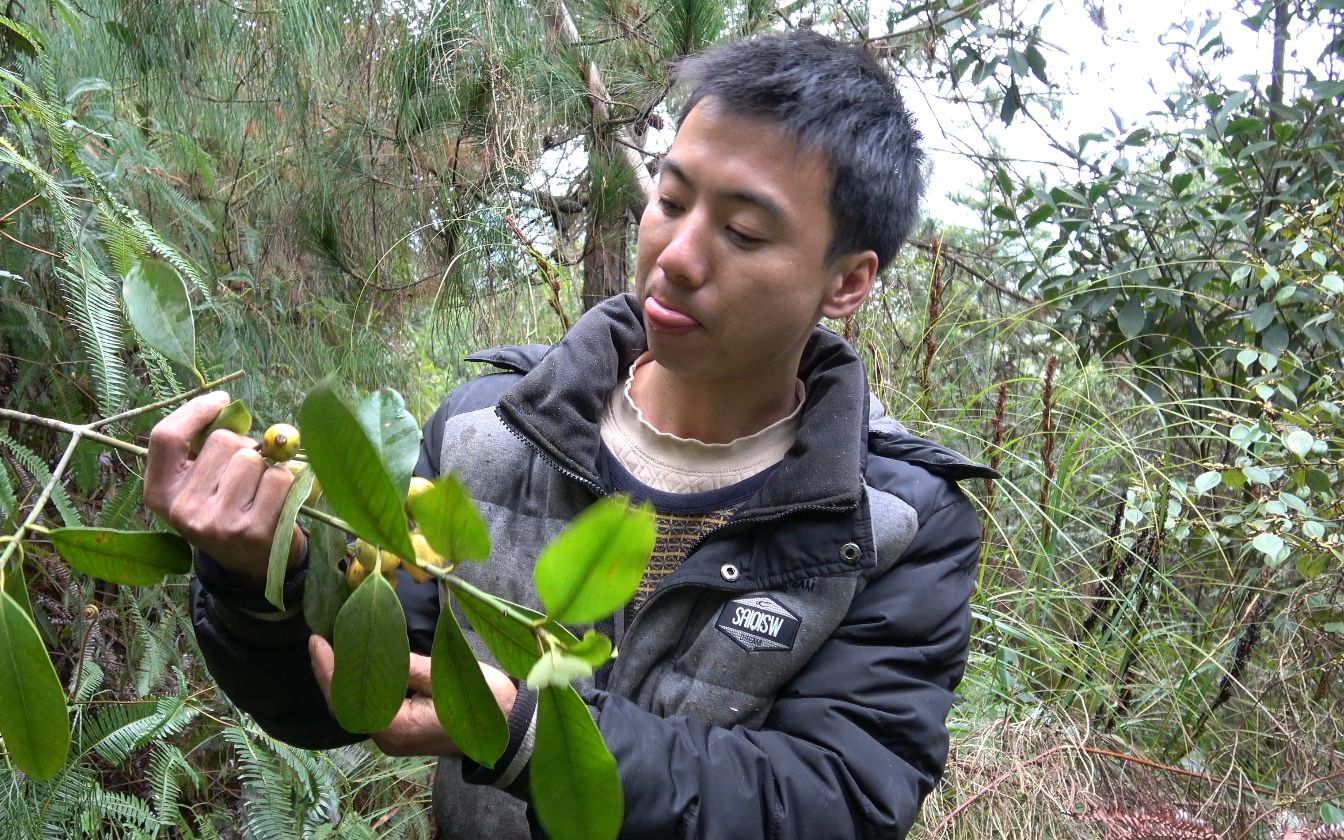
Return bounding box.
[190,368,527,749]
[585,483,978,840]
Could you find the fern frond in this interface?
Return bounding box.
[138,345,184,406]
[226,729,302,840]
[126,598,171,696]
[72,658,106,701]
[78,693,198,766]
[148,742,197,829]
[95,474,143,529]
[0,458,17,526]
[0,429,81,526]
[113,200,211,299]
[56,252,128,417]
[85,786,157,834]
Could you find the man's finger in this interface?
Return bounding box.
[145,392,230,508]
[309,634,337,713]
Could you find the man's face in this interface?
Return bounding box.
[634,100,870,387]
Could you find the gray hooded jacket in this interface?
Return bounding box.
[191,293,995,839]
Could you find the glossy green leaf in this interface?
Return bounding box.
[188,398,252,455]
[3,555,34,620]
[264,466,315,610]
[1252,532,1285,559]
[1303,520,1327,540]
[532,685,622,840]
[534,497,655,625]
[299,384,414,562]
[430,590,508,767]
[1193,471,1222,495]
[1296,552,1328,580]
[331,571,409,733]
[447,577,546,679]
[567,630,614,670]
[301,511,351,640]
[407,474,491,564]
[1117,296,1146,339]
[525,649,593,689]
[1284,429,1314,459]
[355,389,420,498]
[49,528,191,585]
[0,591,70,779]
[122,259,195,370]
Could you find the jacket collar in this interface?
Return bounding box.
[495,293,870,517]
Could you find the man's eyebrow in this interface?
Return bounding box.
[659,158,786,224]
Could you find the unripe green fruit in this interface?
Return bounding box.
[262,423,301,461]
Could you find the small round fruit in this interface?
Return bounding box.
[345,556,369,590]
[355,538,400,574]
[261,423,301,461]
[405,476,434,512]
[282,460,322,506]
[404,532,446,583]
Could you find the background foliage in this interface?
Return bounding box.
[1,0,1340,836]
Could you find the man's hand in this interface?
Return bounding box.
[144,392,305,590]
[308,635,518,757]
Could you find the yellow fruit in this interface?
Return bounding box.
[345,556,369,590]
[404,532,447,583]
[282,460,322,506]
[261,423,301,461]
[405,476,434,513]
[355,538,401,574]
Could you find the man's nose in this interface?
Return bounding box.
[657,214,710,288]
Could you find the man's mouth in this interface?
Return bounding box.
[643,296,701,333]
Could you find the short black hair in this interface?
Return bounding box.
[672,30,926,271]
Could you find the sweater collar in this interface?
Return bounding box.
[495,293,869,516]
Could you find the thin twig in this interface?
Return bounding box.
[0,408,146,457]
[90,370,246,429]
[0,432,83,571]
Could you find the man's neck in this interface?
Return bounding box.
[628,358,802,444]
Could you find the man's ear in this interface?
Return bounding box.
[820,250,879,320]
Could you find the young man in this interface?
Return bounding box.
[146,30,994,839]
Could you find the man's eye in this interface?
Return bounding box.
[726,228,764,247]
[658,198,684,214]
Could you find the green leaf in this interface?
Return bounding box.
[567,630,614,670]
[1225,116,1264,136]
[299,384,414,562]
[0,591,70,779]
[534,497,656,625]
[1296,552,1328,580]
[330,571,409,733]
[1304,469,1332,494]
[1023,204,1054,228]
[265,466,316,610]
[1193,471,1222,494]
[355,389,420,498]
[431,590,508,767]
[1023,43,1047,83]
[526,650,594,690]
[301,512,351,640]
[408,474,491,564]
[49,528,191,585]
[1283,429,1314,459]
[1117,296,1147,340]
[1236,348,1258,369]
[1249,301,1277,332]
[1251,532,1285,559]
[1171,172,1194,195]
[447,578,546,679]
[531,686,622,840]
[1303,520,1326,540]
[122,259,195,371]
[189,399,252,455]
